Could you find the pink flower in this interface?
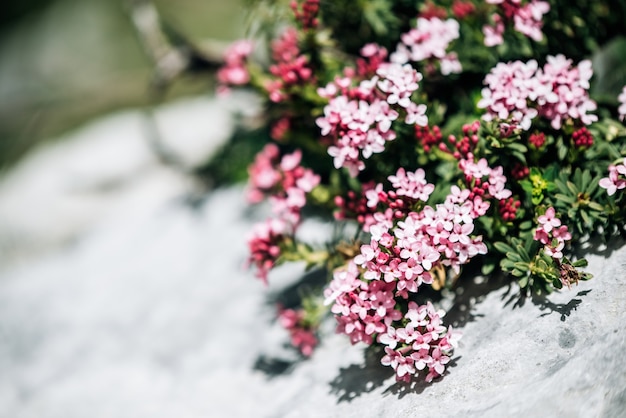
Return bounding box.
[391,17,462,75]
[483,14,505,46]
[513,0,550,42]
[217,40,253,92]
[316,66,426,177]
[246,145,320,225]
[477,59,541,130]
[425,347,450,382]
[377,63,422,108]
[536,55,597,129]
[266,28,315,103]
[537,207,561,233]
[247,218,288,283]
[485,0,549,45]
[290,328,318,357]
[388,167,435,202]
[533,207,572,260]
[478,55,596,130]
[599,158,626,196]
[278,307,318,356]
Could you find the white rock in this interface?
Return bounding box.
[151,90,261,170]
[0,181,623,417]
[0,93,258,266]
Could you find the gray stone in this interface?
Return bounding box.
[0,93,258,266]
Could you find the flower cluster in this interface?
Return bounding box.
[290,0,320,30]
[217,40,253,94]
[247,218,289,284]
[212,0,626,384]
[316,58,427,177]
[483,0,550,46]
[459,156,513,215]
[380,302,459,383]
[278,307,318,356]
[246,143,320,225]
[266,28,314,103]
[599,158,626,196]
[571,127,593,149]
[333,182,379,231]
[478,55,597,130]
[324,261,459,382]
[391,17,462,75]
[533,207,571,260]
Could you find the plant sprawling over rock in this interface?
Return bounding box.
[216,0,626,383]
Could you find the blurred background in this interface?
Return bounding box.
[0,0,245,172]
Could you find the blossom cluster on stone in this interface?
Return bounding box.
[266,28,314,103]
[246,218,288,284]
[324,261,459,382]
[320,165,501,381]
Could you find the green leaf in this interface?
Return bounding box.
[519,221,533,231]
[566,181,579,196]
[518,275,529,287]
[581,169,592,191]
[482,261,496,276]
[516,243,531,262]
[514,261,530,272]
[558,141,568,160]
[588,201,605,212]
[493,241,515,254]
[554,193,576,204]
[580,209,592,226]
[511,151,527,164]
[501,259,516,270]
[512,269,526,278]
[507,142,528,153]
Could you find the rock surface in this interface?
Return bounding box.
[0,91,258,265]
[0,100,625,417]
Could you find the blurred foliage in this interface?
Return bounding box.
[195,125,271,189]
[591,37,626,106]
[0,0,245,173]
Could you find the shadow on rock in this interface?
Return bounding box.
[252,269,330,380]
[382,356,461,399]
[501,278,591,321]
[328,346,393,403]
[445,274,509,329]
[265,268,328,309]
[252,355,298,378]
[572,236,625,259]
[532,290,591,321]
